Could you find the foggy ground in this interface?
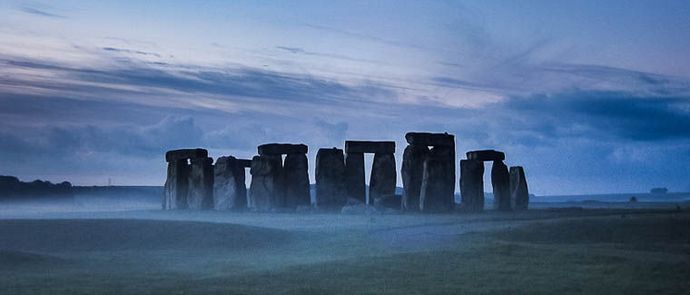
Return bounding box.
[1,197,689,294]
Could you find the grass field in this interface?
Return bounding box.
[1,209,689,294]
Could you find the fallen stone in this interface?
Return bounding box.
[187,157,214,210]
[257,143,308,155]
[460,159,484,212]
[466,150,505,162]
[165,148,208,162]
[401,144,429,211]
[315,148,347,210]
[510,166,529,210]
[344,152,366,203]
[491,160,511,211]
[405,132,454,147]
[345,141,395,154]
[369,152,396,205]
[283,153,311,208]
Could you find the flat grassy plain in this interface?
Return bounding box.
[1,208,689,294]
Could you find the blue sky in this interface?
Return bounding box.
[1,0,690,195]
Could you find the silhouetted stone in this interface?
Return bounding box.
[374,194,401,210]
[345,141,395,154]
[236,159,252,168]
[283,153,310,208]
[491,160,511,211]
[344,152,366,203]
[460,160,484,212]
[401,144,429,211]
[164,159,190,210]
[213,156,246,210]
[187,157,214,210]
[466,150,505,162]
[248,155,280,211]
[165,148,208,162]
[510,166,529,210]
[369,152,396,206]
[315,148,347,210]
[405,132,454,147]
[419,147,454,212]
[257,143,308,155]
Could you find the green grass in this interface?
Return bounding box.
[1,211,689,294]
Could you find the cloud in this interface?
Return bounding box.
[102,47,162,58]
[17,3,65,18]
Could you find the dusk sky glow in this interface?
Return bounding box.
[1,0,690,195]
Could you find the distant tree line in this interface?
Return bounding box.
[0,175,73,199]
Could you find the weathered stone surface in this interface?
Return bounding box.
[510,166,529,210]
[345,141,395,154]
[163,159,190,210]
[369,152,397,206]
[283,153,310,208]
[491,160,511,211]
[315,148,347,210]
[187,157,214,210]
[248,155,280,211]
[466,150,505,162]
[374,194,402,210]
[257,143,308,155]
[344,152,366,203]
[213,156,246,210]
[401,144,429,211]
[236,159,252,168]
[460,159,484,212]
[405,132,454,147]
[165,148,208,162]
[419,147,455,212]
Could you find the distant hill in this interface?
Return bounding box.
[0,175,73,199]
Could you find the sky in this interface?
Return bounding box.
[1,0,690,195]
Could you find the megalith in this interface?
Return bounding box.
[248,155,280,211]
[315,148,347,210]
[491,160,511,211]
[369,152,397,205]
[187,157,214,210]
[510,166,529,210]
[344,152,366,203]
[213,156,247,210]
[401,144,428,211]
[419,146,455,212]
[283,153,310,208]
[163,158,190,210]
[460,159,484,212]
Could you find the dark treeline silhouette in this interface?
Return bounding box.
[0,175,73,199]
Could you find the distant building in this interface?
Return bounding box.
[650,187,668,194]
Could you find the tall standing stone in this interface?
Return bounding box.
[283,153,310,208]
[369,152,396,205]
[344,152,366,203]
[491,160,511,211]
[315,148,346,210]
[419,147,454,212]
[510,166,529,210]
[460,159,484,212]
[249,155,279,211]
[213,156,246,210]
[401,144,429,211]
[187,157,214,210]
[163,159,190,210]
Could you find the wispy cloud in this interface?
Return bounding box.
[17,4,66,19]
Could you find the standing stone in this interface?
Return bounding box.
[163,159,190,210]
[264,154,285,208]
[187,157,214,210]
[249,155,279,211]
[344,152,366,203]
[510,166,529,210]
[213,156,246,210]
[283,153,310,208]
[401,144,429,211]
[369,152,396,206]
[491,160,511,211]
[315,148,347,210]
[460,159,484,212]
[419,147,454,212]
